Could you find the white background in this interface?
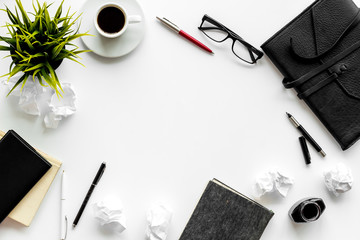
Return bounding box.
[0,0,359,239]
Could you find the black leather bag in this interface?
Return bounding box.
[261,0,360,150]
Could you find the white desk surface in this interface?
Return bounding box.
[0,0,359,239]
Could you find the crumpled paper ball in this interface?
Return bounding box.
[145,204,172,240]
[324,162,353,197]
[44,83,76,128]
[3,75,76,128]
[93,196,127,234]
[253,170,294,198]
[4,75,49,115]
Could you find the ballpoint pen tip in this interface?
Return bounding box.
[320,150,326,157]
[286,112,291,118]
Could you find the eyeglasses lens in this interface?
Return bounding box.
[200,20,228,42]
[232,39,257,63]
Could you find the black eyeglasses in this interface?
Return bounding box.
[198,14,263,64]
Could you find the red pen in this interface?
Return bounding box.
[156,16,213,54]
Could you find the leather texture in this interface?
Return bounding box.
[0,130,52,223]
[261,0,360,150]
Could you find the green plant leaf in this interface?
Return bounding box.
[15,50,26,60]
[6,64,23,78]
[20,33,35,51]
[15,34,21,52]
[20,73,29,90]
[51,41,66,59]
[4,24,15,38]
[6,73,28,96]
[55,0,64,19]
[5,7,21,26]
[32,69,41,82]
[73,49,92,55]
[43,3,51,31]
[40,67,61,97]
[36,72,47,87]
[65,56,84,66]
[0,0,90,97]
[15,0,31,29]
[44,61,57,83]
[0,45,11,51]
[65,32,89,42]
[23,63,44,72]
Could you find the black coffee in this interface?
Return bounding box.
[97,6,125,34]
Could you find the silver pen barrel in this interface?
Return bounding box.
[156,16,181,33]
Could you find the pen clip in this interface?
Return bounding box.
[156,17,181,32]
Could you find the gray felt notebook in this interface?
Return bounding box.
[179,179,274,240]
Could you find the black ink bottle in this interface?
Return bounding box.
[289,198,325,223]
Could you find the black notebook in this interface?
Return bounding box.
[0,130,52,224]
[261,0,360,150]
[179,179,274,240]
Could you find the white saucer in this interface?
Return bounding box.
[79,0,145,58]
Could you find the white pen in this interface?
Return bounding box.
[61,170,68,240]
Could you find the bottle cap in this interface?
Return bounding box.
[299,136,311,164]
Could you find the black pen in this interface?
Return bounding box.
[286,112,326,157]
[73,162,106,228]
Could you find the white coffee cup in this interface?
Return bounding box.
[94,3,142,38]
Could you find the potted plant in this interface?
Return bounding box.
[0,0,89,96]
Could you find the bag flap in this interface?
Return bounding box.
[290,0,359,59]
